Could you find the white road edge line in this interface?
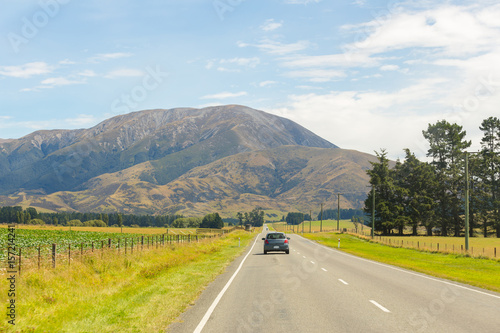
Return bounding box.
[296,235,500,300]
[310,261,315,264]
[370,300,391,313]
[193,233,260,333]
[338,279,348,285]
[321,268,327,272]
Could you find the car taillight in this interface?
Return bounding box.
[284,239,288,244]
[265,240,269,244]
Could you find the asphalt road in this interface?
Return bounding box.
[168,226,500,333]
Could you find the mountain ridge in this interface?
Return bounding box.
[0,105,377,216]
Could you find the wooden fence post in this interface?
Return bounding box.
[52,244,56,268]
[38,246,41,270]
[68,244,71,266]
[81,242,84,258]
[108,238,112,248]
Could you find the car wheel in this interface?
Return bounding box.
[264,250,267,254]
[285,250,289,254]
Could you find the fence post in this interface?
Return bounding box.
[52,244,56,268]
[92,242,94,252]
[188,234,191,243]
[38,246,41,270]
[131,238,134,254]
[108,238,112,248]
[81,242,84,258]
[125,238,127,254]
[495,247,496,257]
[68,244,71,266]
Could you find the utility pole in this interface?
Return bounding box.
[320,203,323,232]
[465,152,470,251]
[371,185,375,239]
[337,194,340,231]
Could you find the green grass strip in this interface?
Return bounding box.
[303,233,500,293]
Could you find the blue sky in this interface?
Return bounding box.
[1,0,500,159]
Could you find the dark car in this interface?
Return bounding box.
[262,232,290,254]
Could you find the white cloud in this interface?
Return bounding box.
[209,57,261,73]
[104,69,144,78]
[380,64,399,71]
[88,52,132,63]
[281,52,381,69]
[201,91,248,99]
[78,70,97,77]
[239,39,310,55]
[0,62,53,78]
[286,69,346,82]
[261,19,283,32]
[59,59,76,65]
[40,77,85,87]
[341,5,499,58]
[64,114,99,127]
[259,81,277,87]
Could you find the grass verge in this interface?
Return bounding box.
[303,232,500,293]
[1,231,255,332]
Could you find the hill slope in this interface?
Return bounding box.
[0,146,375,216]
[0,105,336,195]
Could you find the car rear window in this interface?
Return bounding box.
[267,233,285,239]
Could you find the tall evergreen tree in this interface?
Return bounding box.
[396,149,438,235]
[423,120,471,236]
[478,117,500,237]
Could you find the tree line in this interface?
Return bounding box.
[0,207,181,228]
[364,117,500,237]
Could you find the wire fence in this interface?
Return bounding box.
[3,232,231,275]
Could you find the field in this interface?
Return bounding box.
[0,229,256,332]
[365,235,500,259]
[269,219,368,233]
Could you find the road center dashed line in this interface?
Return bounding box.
[370,300,391,313]
[321,268,327,272]
[338,279,348,285]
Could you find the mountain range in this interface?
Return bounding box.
[0,105,376,217]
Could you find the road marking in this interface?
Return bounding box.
[310,261,315,264]
[338,279,348,285]
[193,233,260,333]
[303,256,306,259]
[321,268,327,272]
[298,235,500,300]
[370,300,391,313]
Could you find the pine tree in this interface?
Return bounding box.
[423,120,471,236]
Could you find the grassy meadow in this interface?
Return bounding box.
[270,219,367,233]
[0,230,256,332]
